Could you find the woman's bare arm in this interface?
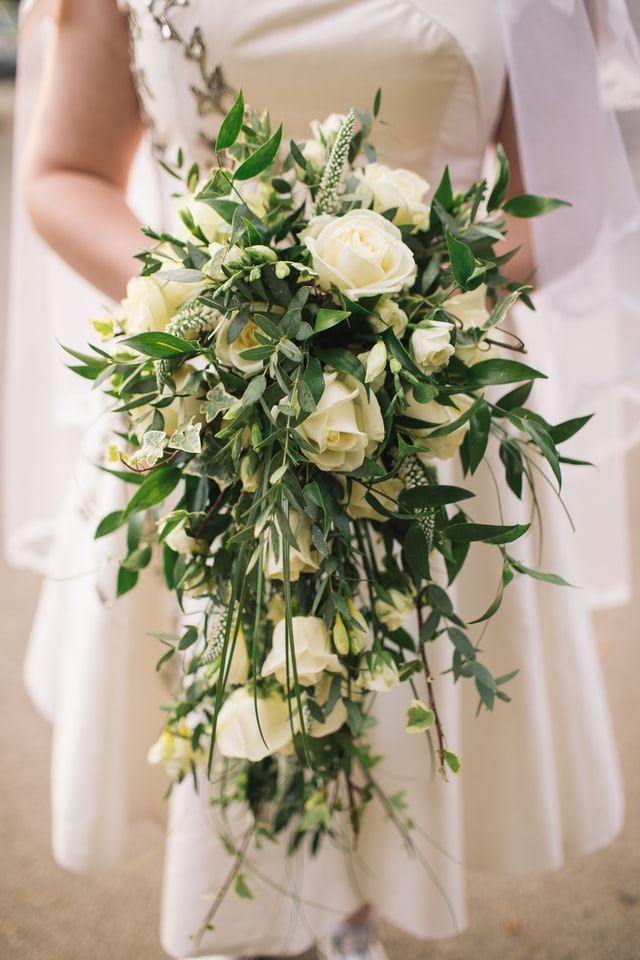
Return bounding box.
[23,0,146,300]
[493,85,535,286]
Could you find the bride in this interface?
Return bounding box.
[7,1,640,957]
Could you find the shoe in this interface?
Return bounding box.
[320,921,389,960]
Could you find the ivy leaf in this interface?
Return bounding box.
[202,384,236,421]
[168,419,202,454]
[406,699,435,733]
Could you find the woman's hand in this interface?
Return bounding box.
[23,0,146,300]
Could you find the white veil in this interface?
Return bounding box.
[497,0,640,607]
[4,0,640,608]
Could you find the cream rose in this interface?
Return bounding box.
[375,587,416,632]
[133,362,203,439]
[410,322,455,375]
[296,371,384,472]
[354,163,429,230]
[122,273,201,334]
[148,723,203,778]
[360,652,400,692]
[215,315,265,375]
[216,688,294,761]
[310,112,348,146]
[307,675,348,737]
[336,474,403,522]
[444,284,498,366]
[262,510,323,582]
[302,209,416,300]
[173,195,233,245]
[262,616,342,687]
[369,297,409,338]
[404,392,474,460]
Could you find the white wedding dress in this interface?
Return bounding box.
[11,1,631,957]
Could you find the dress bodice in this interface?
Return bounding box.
[122,0,506,192]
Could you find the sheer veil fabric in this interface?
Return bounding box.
[3,1,639,955]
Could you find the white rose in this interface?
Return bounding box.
[369,297,409,338]
[239,456,261,493]
[122,273,202,334]
[215,314,265,374]
[262,510,323,582]
[262,616,342,687]
[375,587,416,632]
[354,163,429,230]
[216,688,294,761]
[133,362,203,438]
[148,723,203,778]
[360,652,400,692]
[310,112,348,146]
[363,341,388,384]
[299,138,327,171]
[173,195,233,245]
[302,209,416,300]
[336,474,403,522]
[164,521,199,555]
[404,392,474,461]
[296,370,385,472]
[307,674,348,737]
[444,284,498,366]
[410,322,455,375]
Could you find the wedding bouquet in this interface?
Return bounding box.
[69,92,586,923]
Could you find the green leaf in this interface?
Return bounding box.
[443,750,461,774]
[487,143,510,213]
[465,358,547,387]
[302,356,325,406]
[122,332,198,359]
[506,555,574,587]
[313,308,351,334]
[495,381,533,413]
[216,89,245,152]
[242,374,267,408]
[95,510,125,539]
[233,872,255,901]
[445,228,476,288]
[502,194,571,218]
[121,543,153,572]
[549,413,593,445]
[122,466,182,518]
[234,125,283,181]
[429,166,454,228]
[499,438,524,498]
[178,625,198,651]
[406,699,435,733]
[116,565,139,597]
[467,398,492,473]
[448,627,476,660]
[399,485,475,508]
[315,348,365,381]
[444,521,530,545]
[522,417,562,487]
